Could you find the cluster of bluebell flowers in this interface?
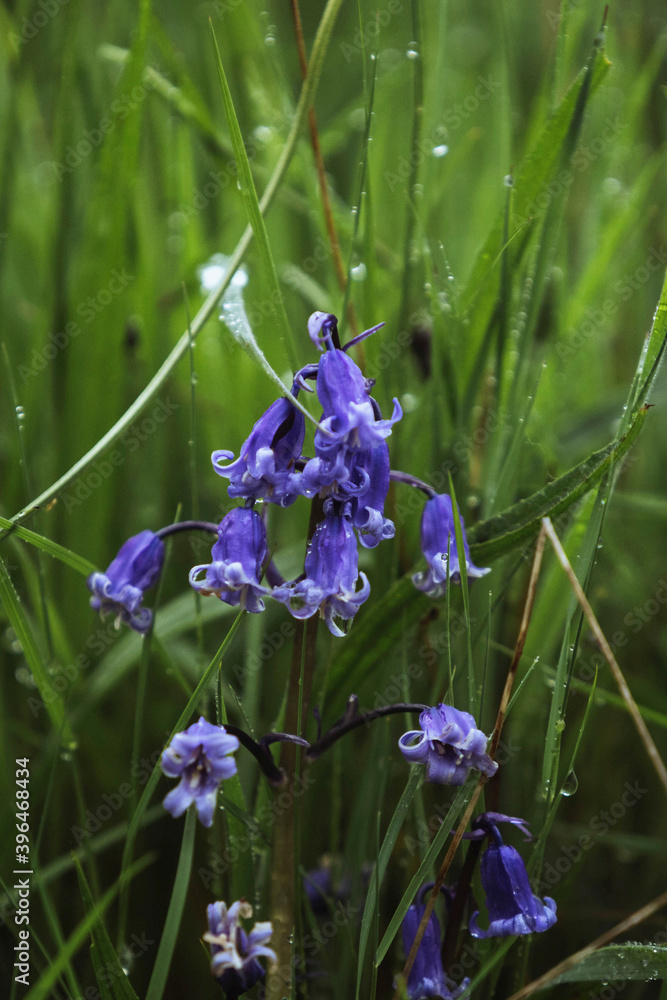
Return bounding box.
[86,311,490,637]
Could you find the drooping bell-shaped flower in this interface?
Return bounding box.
[401,893,469,999]
[343,443,395,548]
[398,703,498,785]
[87,530,165,634]
[272,510,370,636]
[189,508,269,613]
[413,494,489,597]
[469,822,557,938]
[212,395,305,506]
[204,899,276,998]
[161,717,239,827]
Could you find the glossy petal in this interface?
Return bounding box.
[413,494,490,597]
[189,508,269,613]
[470,838,557,938]
[272,511,370,636]
[212,396,306,506]
[161,718,239,827]
[398,704,498,785]
[87,530,164,634]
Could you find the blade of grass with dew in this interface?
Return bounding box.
[74,857,140,1000]
[547,944,667,987]
[209,21,298,371]
[355,766,422,1000]
[529,668,598,877]
[374,779,475,966]
[0,554,74,747]
[0,515,96,575]
[23,856,151,1000]
[466,403,648,561]
[7,0,346,528]
[145,808,196,1000]
[460,31,610,363]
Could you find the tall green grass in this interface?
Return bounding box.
[1,1,666,998]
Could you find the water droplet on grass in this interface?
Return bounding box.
[432,144,449,158]
[561,770,578,797]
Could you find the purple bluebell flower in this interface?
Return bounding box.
[161,717,239,827]
[344,443,395,548]
[272,510,370,636]
[189,508,269,613]
[398,704,498,785]
[301,326,401,492]
[470,822,557,938]
[212,395,305,506]
[87,530,164,634]
[204,899,276,998]
[413,494,490,596]
[402,892,469,999]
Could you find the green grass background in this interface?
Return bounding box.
[1,0,666,997]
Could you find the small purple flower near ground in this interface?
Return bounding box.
[87,529,164,634]
[401,894,469,999]
[469,820,557,938]
[189,507,270,613]
[413,493,489,597]
[398,703,498,785]
[204,899,276,998]
[161,717,239,827]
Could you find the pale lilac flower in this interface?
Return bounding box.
[161,717,239,827]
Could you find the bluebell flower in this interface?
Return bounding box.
[398,704,498,785]
[161,717,239,827]
[204,899,276,998]
[212,395,305,506]
[189,508,270,613]
[470,822,557,938]
[272,510,370,636]
[344,443,395,548]
[87,530,164,634]
[402,893,469,999]
[413,494,489,597]
[301,337,401,492]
